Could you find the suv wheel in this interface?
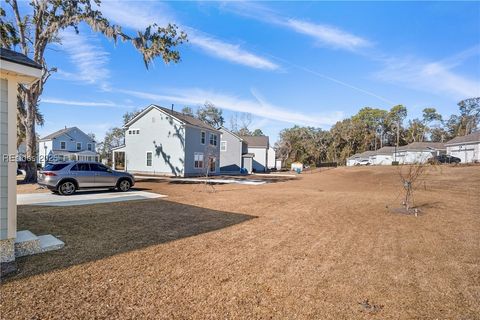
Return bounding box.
[59,181,76,195]
[117,179,131,192]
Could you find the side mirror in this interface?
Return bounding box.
[107,168,113,173]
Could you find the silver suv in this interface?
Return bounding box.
[38,161,135,195]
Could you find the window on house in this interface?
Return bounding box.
[209,133,217,146]
[194,153,204,169]
[87,143,92,151]
[146,152,152,166]
[220,141,227,151]
[132,130,136,135]
[128,130,132,134]
[136,130,140,134]
[60,141,66,150]
[201,131,206,144]
[76,142,82,151]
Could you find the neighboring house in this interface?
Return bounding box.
[370,146,396,165]
[241,135,269,172]
[38,127,98,167]
[119,104,220,177]
[346,150,376,166]
[445,131,480,163]
[218,127,253,174]
[267,146,276,170]
[1,48,41,273]
[394,142,445,164]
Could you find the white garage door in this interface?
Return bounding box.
[450,149,475,163]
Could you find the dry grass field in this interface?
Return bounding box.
[1,166,479,319]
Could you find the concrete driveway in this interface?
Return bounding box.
[18,190,166,207]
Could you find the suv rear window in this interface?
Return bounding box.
[43,163,70,171]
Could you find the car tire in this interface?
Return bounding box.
[58,181,76,196]
[117,179,131,192]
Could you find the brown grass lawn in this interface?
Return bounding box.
[1,166,480,319]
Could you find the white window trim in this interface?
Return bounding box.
[209,133,217,147]
[87,143,92,151]
[146,151,153,167]
[76,142,82,151]
[220,141,227,152]
[201,131,206,145]
[194,152,204,169]
[60,141,66,150]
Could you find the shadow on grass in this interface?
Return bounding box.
[8,199,256,281]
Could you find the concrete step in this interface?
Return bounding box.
[38,235,64,253]
[15,230,40,257]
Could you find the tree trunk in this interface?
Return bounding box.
[24,93,38,183]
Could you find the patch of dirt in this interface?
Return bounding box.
[2,166,480,319]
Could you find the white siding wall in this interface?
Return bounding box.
[125,108,186,176]
[447,143,480,163]
[249,147,268,172]
[0,79,8,240]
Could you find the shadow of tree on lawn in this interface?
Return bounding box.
[8,199,255,281]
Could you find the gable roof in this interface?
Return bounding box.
[39,127,76,141]
[0,48,42,69]
[125,104,219,132]
[39,127,95,142]
[445,131,480,145]
[398,142,445,151]
[219,127,244,141]
[373,146,396,155]
[240,135,269,148]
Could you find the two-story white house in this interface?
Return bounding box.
[38,127,98,167]
[114,104,220,177]
[240,135,270,172]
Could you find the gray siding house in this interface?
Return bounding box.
[38,127,98,167]
[119,105,220,177]
[1,48,41,271]
[219,127,253,173]
[241,135,270,172]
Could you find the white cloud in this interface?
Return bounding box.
[41,98,134,109]
[59,30,110,85]
[285,19,370,50]
[187,29,279,70]
[99,0,279,70]
[119,88,343,127]
[223,2,370,51]
[375,54,480,100]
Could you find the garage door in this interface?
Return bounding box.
[450,149,475,163]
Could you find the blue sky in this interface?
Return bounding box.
[31,1,480,143]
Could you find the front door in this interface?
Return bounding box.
[90,163,117,187]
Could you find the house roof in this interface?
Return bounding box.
[219,127,244,141]
[39,127,76,141]
[240,135,269,148]
[0,48,42,69]
[398,142,445,151]
[125,105,219,132]
[445,131,480,146]
[374,146,396,155]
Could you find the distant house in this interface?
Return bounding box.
[219,127,253,174]
[116,104,220,177]
[445,131,480,163]
[370,146,396,165]
[346,150,376,166]
[38,127,98,167]
[240,135,270,172]
[395,142,445,164]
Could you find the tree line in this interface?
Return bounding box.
[275,97,479,166]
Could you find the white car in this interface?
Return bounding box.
[355,159,371,166]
